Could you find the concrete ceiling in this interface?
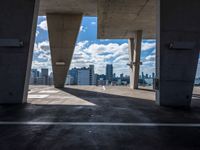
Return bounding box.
[97,0,156,39]
[39,0,97,16]
[39,0,156,39]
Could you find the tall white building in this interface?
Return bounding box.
[76,66,96,85]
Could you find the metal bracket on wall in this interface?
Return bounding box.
[0,39,24,48]
[169,41,195,50]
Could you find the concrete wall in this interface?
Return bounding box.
[47,13,82,88]
[0,0,39,103]
[156,0,200,107]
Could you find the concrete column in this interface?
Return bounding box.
[156,0,200,107]
[0,0,39,104]
[128,30,143,89]
[47,13,82,88]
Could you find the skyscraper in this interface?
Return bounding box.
[41,68,49,85]
[89,65,95,85]
[106,64,113,83]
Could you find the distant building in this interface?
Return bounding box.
[66,75,74,85]
[68,68,78,85]
[37,77,46,85]
[98,78,106,86]
[41,68,49,85]
[142,72,145,79]
[30,69,38,84]
[106,64,113,83]
[69,66,96,86]
[152,72,155,79]
[120,73,124,79]
[30,68,51,85]
[77,68,90,85]
[41,68,48,77]
[113,73,116,78]
[89,65,96,85]
[145,74,148,79]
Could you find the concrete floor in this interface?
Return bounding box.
[0,86,200,150]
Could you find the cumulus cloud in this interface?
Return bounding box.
[32,60,52,71]
[32,40,51,70]
[37,20,48,30]
[144,55,155,62]
[32,39,157,76]
[34,41,50,52]
[70,42,129,75]
[80,25,87,32]
[142,42,155,51]
[91,21,96,25]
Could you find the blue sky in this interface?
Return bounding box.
[33,16,200,77]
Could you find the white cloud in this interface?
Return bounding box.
[142,42,155,51]
[70,42,129,75]
[37,20,48,30]
[91,22,96,25]
[32,60,52,72]
[32,39,158,76]
[38,52,51,61]
[144,55,155,62]
[80,25,87,32]
[34,41,50,52]
[36,31,39,37]
[33,41,51,69]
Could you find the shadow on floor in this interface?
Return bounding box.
[0,87,200,123]
[0,87,200,149]
[137,87,155,92]
[59,87,155,108]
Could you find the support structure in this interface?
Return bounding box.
[0,0,39,104]
[156,0,200,107]
[47,13,82,88]
[128,30,143,89]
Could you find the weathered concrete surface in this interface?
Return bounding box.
[97,0,156,39]
[0,86,199,149]
[0,0,39,104]
[39,0,97,16]
[38,0,156,39]
[28,85,155,105]
[156,0,200,107]
[47,14,82,88]
[129,31,143,89]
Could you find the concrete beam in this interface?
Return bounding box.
[156,0,200,107]
[97,0,156,39]
[128,31,143,89]
[0,0,39,104]
[39,0,96,16]
[47,13,82,88]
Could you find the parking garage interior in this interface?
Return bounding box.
[0,0,200,149]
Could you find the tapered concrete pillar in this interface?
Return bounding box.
[47,14,82,88]
[128,30,143,89]
[156,0,200,107]
[0,0,39,104]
